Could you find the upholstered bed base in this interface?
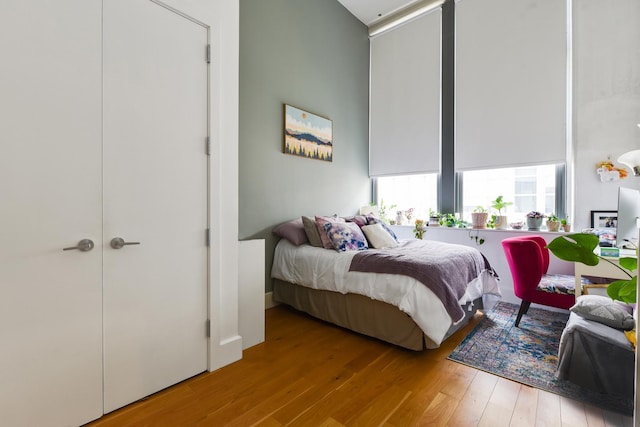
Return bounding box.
[272,279,483,351]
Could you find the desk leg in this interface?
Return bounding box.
[574,273,582,298]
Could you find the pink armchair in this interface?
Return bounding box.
[501,235,585,327]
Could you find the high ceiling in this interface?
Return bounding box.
[337,0,420,26]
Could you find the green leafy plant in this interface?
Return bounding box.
[486,214,497,229]
[441,213,457,227]
[491,195,513,216]
[547,233,637,303]
[473,205,487,213]
[560,218,568,226]
[469,230,485,245]
[439,213,467,228]
[547,213,559,222]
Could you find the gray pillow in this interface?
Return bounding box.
[570,295,635,330]
[301,216,323,247]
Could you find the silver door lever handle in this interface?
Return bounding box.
[63,239,95,252]
[110,237,141,249]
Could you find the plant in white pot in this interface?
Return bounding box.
[490,195,512,230]
[471,206,488,229]
[546,213,560,232]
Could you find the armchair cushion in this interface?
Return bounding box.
[537,274,576,295]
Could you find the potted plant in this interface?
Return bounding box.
[441,213,458,228]
[560,217,570,232]
[414,219,426,239]
[546,213,560,232]
[526,211,545,230]
[428,209,441,227]
[490,195,513,230]
[471,206,489,229]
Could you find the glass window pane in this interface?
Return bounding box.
[375,174,438,224]
[461,164,557,223]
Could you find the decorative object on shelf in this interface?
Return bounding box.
[560,217,570,232]
[283,104,333,162]
[618,150,640,176]
[546,213,560,232]
[509,221,524,230]
[428,209,440,227]
[471,206,488,229]
[395,210,405,226]
[596,159,628,182]
[525,211,545,231]
[491,195,512,230]
[590,210,618,228]
[414,219,426,239]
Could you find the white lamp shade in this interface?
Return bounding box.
[618,150,640,176]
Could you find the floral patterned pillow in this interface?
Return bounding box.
[315,215,346,249]
[323,221,369,252]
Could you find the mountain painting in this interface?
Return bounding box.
[283,104,333,162]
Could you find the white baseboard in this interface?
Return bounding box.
[265,291,279,309]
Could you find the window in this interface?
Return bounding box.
[461,164,560,223]
[375,174,438,223]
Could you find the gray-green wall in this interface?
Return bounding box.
[239,0,370,292]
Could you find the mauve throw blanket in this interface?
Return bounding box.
[349,240,489,323]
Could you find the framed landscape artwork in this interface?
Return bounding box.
[283,104,333,162]
[590,210,618,228]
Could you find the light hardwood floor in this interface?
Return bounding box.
[87,306,633,427]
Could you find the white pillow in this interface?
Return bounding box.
[570,295,635,330]
[361,223,399,249]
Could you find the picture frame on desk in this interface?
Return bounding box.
[590,210,618,228]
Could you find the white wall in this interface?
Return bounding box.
[572,0,640,230]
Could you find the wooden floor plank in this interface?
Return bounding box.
[478,378,521,427]
[510,385,538,427]
[535,390,562,427]
[446,370,498,427]
[560,396,588,427]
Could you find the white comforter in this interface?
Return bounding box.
[271,239,501,346]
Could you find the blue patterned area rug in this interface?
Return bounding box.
[448,301,633,416]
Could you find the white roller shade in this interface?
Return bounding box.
[369,10,442,177]
[455,0,567,171]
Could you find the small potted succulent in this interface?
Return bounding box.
[526,211,546,231]
[546,213,560,232]
[561,217,570,232]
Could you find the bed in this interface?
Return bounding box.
[271,224,502,350]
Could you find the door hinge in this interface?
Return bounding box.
[206,44,211,64]
[206,319,211,338]
[206,228,210,247]
[205,136,211,156]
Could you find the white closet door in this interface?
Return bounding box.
[103,0,209,412]
[0,1,103,426]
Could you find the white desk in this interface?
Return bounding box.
[574,248,637,297]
